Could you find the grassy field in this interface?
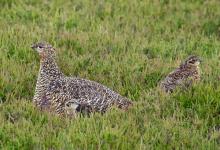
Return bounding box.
[0,0,220,149]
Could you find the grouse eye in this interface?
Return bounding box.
[38,45,43,49]
[189,59,197,64]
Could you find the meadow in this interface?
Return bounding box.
[0,0,220,149]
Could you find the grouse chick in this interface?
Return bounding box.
[160,55,201,93]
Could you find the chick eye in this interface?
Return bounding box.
[189,60,195,63]
[38,45,43,48]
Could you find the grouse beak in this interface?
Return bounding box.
[31,44,37,50]
[195,57,202,65]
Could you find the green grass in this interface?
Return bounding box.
[0,0,220,149]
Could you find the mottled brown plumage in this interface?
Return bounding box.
[160,55,201,93]
[32,42,133,116]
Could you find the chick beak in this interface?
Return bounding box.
[31,44,36,49]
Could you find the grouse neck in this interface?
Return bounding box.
[40,56,64,80]
[33,56,64,104]
[180,64,198,70]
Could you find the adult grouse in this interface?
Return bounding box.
[32,42,133,116]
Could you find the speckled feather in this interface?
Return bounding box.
[32,42,133,116]
[160,55,201,93]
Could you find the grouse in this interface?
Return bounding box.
[31,42,133,116]
[160,55,201,93]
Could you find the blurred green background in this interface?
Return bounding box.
[0,0,220,149]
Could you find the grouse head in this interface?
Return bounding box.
[31,42,56,60]
[181,55,201,68]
